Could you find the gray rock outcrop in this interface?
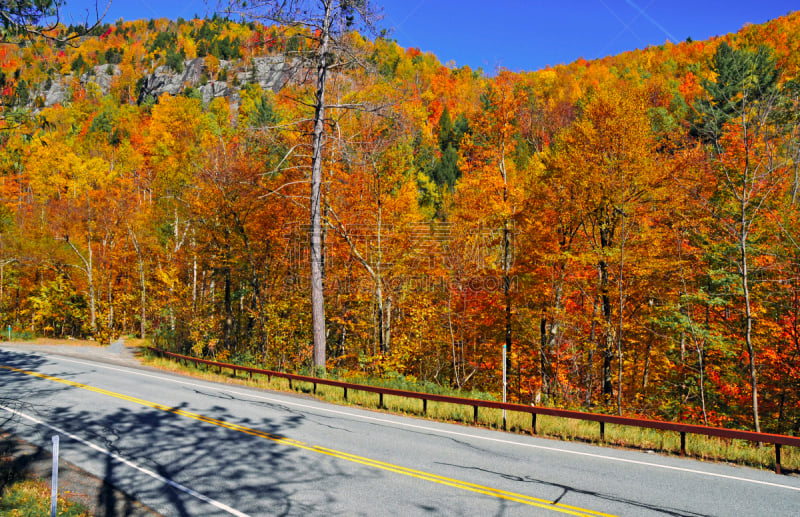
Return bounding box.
[137,55,294,104]
[137,58,206,102]
[39,54,296,109]
[43,79,68,107]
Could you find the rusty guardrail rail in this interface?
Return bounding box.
[149,347,800,474]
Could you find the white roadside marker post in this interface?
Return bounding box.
[51,435,59,517]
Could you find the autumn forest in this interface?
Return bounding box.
[2,8,800,435]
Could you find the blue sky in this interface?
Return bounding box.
[62,1,798,72]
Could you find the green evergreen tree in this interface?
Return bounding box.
[165,47,185,72]
[70,53,87,74]
[692,42,778,144]
[453,112,470,144]
[429,107,469,191]
[433,144,459,191]
[437,106,454,151]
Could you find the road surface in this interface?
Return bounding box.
[1,345,798,516]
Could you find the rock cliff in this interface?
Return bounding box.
[42,55,294,108]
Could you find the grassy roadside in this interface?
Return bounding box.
[0,434,89,517]
[138,350,800,474]
[0,479,90,516]
[0,428,159,517]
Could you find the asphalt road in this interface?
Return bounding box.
[1,345,799,516]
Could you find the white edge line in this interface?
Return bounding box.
[0,403,252,517]
[9,350,800,493]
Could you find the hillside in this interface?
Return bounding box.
[1,11,800,433]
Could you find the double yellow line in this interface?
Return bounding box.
[2,363,616,516]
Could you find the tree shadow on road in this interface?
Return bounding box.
[0,348,369,516]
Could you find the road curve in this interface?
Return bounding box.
[1,345,798,516]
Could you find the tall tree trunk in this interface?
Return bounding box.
[597,212,616,402]
[539,317,550,399]
[310,4,333,371]
[503,218,513,399]
[696,337,708,425]
[382,295,392,354]
[500,136,513,399]
[224,264,232,348]
[448,287,461,389]
[600,257,614,397]
[741,223,760,433]
[127,225,147,339]
[65,234,96,332]
[739,123,760,433]
[87,234,95,331]
[586,296,599,406]
[192,239,198,314]
[616,207,626,415]
[642,335,651,389]
[138,258,146,338]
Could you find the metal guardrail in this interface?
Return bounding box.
[149,347,800,474]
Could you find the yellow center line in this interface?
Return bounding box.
[2,364,617,517]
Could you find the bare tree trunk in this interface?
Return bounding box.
[697,337,708,425]
[539,317,550,399]
[107,277,113,330]
[448,287,461,389]
[382,295,392,353]
[500,134,513,400]
[503,219,513,398]
[310,4,333,370]
[586,296,599,406]
[224,263,233,349]
[227,0,380,370]
[88,246,95,331]
[138,259,146,338]
[739,119,760,433]
[616,208,626,416]
[642,336,651,389]
[65,236,96,332]
[741,222,760,433]
[600,258,613,398]
[192,238,198,314]
[127,225,147,338]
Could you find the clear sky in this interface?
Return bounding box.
[62,1,799,73]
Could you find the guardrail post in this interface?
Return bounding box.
[680,432,686,457]
[344,387,348,401]
[313,382,317,394]
[531,413,537,435]
[423,399,427,415]
[775,444,782,475]
[249,371,253,380]
[289,378,293,390]
[600,422,605,442]
[379,393,384,409]
[473,406,478,424]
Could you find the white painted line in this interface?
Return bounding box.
[0,403,251,517]
[10,350,800,493]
